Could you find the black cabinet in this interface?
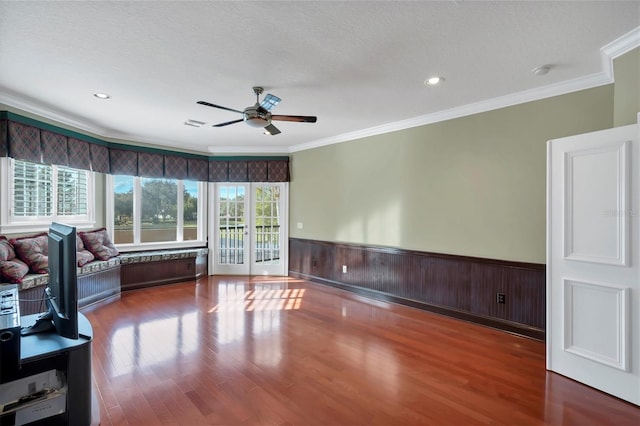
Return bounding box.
[0,314,93,425]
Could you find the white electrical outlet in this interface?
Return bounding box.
[342,265,347,273]
[297,222,303,229]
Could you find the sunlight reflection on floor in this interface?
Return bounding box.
[208,288,305,312]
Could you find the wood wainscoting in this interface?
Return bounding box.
[289,238,545,340]
[120,253,208,292]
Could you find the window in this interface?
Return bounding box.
[0,158,94,233]
[108,175,206,249]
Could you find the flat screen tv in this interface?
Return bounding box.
[21,222,79,339]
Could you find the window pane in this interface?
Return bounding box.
[141,178,177,243]
[254,185,280,265]
[57,167,88,215]
[218,185,245,265]
[114,175,134,244]
[183,181,199,241]
[13,161,52,217]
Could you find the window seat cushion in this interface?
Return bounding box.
[119,248,208,265]
[14,257,121,292]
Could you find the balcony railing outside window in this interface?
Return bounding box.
[219,225,280,264]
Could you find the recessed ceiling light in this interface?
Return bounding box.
[424,76,444,86]
[93,93,111,99]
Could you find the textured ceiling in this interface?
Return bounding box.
[0,1,638,154]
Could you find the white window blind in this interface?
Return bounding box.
[12,161,53,217]
[3,159,93,232]
[57,166,88,216]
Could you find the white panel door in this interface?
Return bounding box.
[547,124,639,405]
[212,183,287,276]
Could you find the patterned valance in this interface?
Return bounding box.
[0,119,7,157]
[8,121,41,163]
[90,143,110,174]
[228,161,248,182]
[67,137,92,171]
[164,155,188,179]
[267,159,290,182]
[40,130,69,166]
[187,158,209,182]
[207,158,290,182]
[209,160,228,182]
[110,148,138,176]
[0,116,290,182]
[248,160,268,182]
[137,151,164,178]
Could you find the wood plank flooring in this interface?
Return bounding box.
[83,276,640,425]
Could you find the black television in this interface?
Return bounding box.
[21,222,79,339]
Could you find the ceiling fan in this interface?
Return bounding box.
[197,87,317,135]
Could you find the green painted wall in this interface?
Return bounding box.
[290,85,615,264]
[613,47,640,127]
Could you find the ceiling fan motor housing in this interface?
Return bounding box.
[243,105,271,127]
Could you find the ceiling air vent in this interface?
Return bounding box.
[184,119,206,127]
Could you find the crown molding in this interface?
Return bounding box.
[601,26,640,79]
[0,89,110,137]
[208,145,290,154]
[290,71,612,153]
[602,26,640,60]
[290,26,640,153]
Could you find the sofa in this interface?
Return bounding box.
[0,228,121,315]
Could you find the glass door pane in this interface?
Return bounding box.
[215,184,249,274]
[212,183,286,276]
[251,183,286,276]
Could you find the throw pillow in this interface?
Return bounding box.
[79,228,119,261]
[0,258,30,283]
[77,249,95,267]
[10,233,49,274]
[0,236,16,261]
[76,235,85,251]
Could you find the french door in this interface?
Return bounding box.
[211,183,288,276]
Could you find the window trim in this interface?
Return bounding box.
[106,174,208,252]
[0,157,96,234]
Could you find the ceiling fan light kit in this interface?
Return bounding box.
[197,86,317,136]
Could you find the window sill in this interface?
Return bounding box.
[0,221,97,236]
[115,240,208,253]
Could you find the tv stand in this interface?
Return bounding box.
[0,313,93,425]
[20,309,54,337]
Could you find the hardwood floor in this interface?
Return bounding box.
[83,276,640,425]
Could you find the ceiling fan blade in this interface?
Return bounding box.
[212,118,244,127]
[271,115,317,123]
[264,124,281,135]
[197,101,243,114]
[260,94,281,111]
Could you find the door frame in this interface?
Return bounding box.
[208,182,289,276]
